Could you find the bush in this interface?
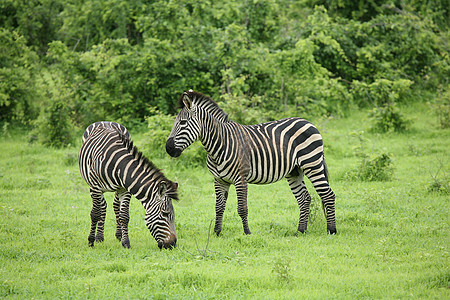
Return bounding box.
[356,153,394,181]
[431,87,450,129]
[348,132,394,181]
[143,108,174,159]
[352,79,413,107]
[427,160,449,194]
[31,99,74,148]
[0,29,40,124]
[369,103,411,133]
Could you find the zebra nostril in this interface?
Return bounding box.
[166,138,182,158]
[166,137,174,151]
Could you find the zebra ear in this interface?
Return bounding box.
[158,181,167,197]
[182,93,192,110]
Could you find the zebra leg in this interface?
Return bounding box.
[118,191,132,248]
[88,189,106,246]
[319,188,336,234]
[235,178,251,235]
[214,179,230,236]
[286,174,311,234]
[113,192,122,241]
[305,164,337,234]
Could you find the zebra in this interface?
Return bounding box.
[79,121,178,249]
[166,91,336,236]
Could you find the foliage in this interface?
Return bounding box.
[431,86,450,129]
[0,29,40,124]
[369,103,411,133]
[0,0,449,147]
[0,0,64,55]
[427,159,449,195]
[357,152,394,182]
[31,99,74,148]
[348,132,394,181]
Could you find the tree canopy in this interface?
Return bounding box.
[1,0,448,146]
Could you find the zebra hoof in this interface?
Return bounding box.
[122,239,131,248]
[214,226,222,236]
[88,235,95,247]
[328,227,337,235]
[95,235,104,243]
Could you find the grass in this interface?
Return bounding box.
[0,102,449,299]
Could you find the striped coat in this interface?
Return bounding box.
[79,122,178,249]
[166,91,336,235]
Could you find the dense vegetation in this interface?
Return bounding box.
[1,0,449,147]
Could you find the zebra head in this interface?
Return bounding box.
[166,90,201,158]
[145,180,178,249]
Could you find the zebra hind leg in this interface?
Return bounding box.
[88,189,106,246]
[214,179,230,236]
[321,189,336,234]
[305,165,337,234]
[286,174,311,234]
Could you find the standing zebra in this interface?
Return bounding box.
[79,122,178,249]
[166,91,336,236]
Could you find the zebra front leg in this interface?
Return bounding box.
[214,179,230,236]
[118,192,132,248]
[88,189,106,246]
[235,178,251,235]
[286,175,311,234]
[113,192,122,241]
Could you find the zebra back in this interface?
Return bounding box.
[82,121,129,143]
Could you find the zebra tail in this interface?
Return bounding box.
[322,155,330,183]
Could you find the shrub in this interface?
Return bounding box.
[369,103,411,133]
[31,99,74,148]
[144,108,174,159]
[0,29,40,124]
[356,153,394,181]
[427,160,449,194]
[348,132,394,181]
[431,87,450,129]
[352,79,413,107]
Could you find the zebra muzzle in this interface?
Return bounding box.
[166,137,182,158]
[158,233,177,250]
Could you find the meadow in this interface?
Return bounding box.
[0,102,448,299]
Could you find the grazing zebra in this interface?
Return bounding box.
[166,91,336,236]
[79,121,178,249]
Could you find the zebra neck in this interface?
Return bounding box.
[198,113,235,159]
[117,154,157,202]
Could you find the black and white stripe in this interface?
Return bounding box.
[79,121,178,249]
[166,91,336,235]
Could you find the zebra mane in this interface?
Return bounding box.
[178,91,229,122]
[118,133,179,201]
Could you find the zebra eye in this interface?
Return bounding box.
[179,120,187,126]
[161,210,170,218]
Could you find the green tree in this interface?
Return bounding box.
[0,29,40,124]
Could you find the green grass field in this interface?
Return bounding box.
[1,102,448,299]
